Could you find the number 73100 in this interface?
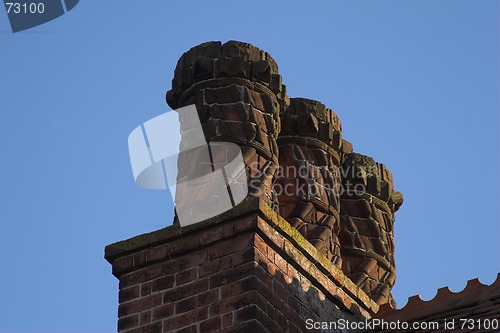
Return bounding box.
[5,2,45,14]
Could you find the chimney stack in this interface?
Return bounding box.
[105,40,402,333]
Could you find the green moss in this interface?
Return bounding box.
[104,232,149,262]
[257,198,378,315]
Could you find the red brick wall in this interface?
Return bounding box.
[105,200,377,332]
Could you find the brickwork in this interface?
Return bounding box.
[105,198,377,333]
[163,42,403,305]
[338,153,403,306]
[166,41,289,214]
[276,98,343,266]
[105,39,500,332]
[107,40,405,332]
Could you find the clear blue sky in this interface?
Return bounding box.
[0,1,498,332]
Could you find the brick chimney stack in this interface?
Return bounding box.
[166,41,288,215]
[105,40,403,333]
[275,98,344,266]
[339,153,403,306]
